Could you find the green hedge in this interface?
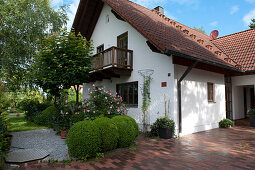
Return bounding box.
[66,115,139,159]
[94,117,119,152]
[112,115,137,148]
[66,121,101,159]
[34,106,57,127]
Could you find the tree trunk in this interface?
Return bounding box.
[75,85,79,105]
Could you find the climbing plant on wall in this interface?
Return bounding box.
[139,69,154,132]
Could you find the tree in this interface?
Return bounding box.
[33,29,94,104]
[193,26,207,34]
[249,18,255,28]
[0,0,67,92]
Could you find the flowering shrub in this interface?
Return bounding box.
[72,86,128,121]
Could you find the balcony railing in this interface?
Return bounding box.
[91,47,133,70]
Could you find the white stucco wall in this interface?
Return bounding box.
[174,65,226,136]
[82,4,175,129]
[232,75,255,86]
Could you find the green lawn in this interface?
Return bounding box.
[7,113,48,132]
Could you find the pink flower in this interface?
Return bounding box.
[108,111,110,115]
[88,88,90,91]
[105,97,108,99]
[92,84,95,87]
[99,88,101,91]
[83,109,85,113]
[78,105,81,109]
[117,102,119,104]
[117,109,120,112]
[94,96,96,98]
[87,110,90,112]
[66,112,69,115]
[90,91,92,94]
[110,106,113,109]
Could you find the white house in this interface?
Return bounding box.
[73,0,255,136]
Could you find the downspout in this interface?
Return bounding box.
[178,61,198,134]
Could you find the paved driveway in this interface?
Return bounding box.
[20,127,255,170]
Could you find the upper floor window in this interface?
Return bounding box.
[116,81,138,106]
[117,32,128,49]
[208,82,214,102]
[97,44,104,53]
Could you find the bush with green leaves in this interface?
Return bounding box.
[149,117,175,137]
[247,109,255,116]
[0,112,9,167]
[219,118,234,128]
[18,99,51,122]
[66,121,101,159]
[76,87,127,118]
[112,115,137,148]
[34,106,58,127]
[94,117,119,152]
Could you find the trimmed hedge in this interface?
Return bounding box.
[94,117,119,152]
[66,121,101,159]
[112,115,137,148]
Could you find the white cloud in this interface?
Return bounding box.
[131,0,167,9]
[245,0,255,3]
[230,5,239,15]
[243,9,255,26]
[66,0,80,30]
[169,0,198,5]
[210,21,218,27]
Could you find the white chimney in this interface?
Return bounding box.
[154,6,164,14]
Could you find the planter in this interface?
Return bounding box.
[61,130,68,139]
[249,115,255,127]
[159,127,173,139]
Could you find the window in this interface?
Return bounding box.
[106,14,109,23]
[116,82,138,106]
[97,44,104,53]
[208,82,214,102]
[117,32,128,49]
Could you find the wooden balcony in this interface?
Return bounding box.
[88,47,133,82]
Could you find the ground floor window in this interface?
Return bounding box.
[208,82,214,102]
[116,82,138,106]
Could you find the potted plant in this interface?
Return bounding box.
[247,109,255,127]
[156,117,175,139]
[219,118,234,128]
[58,114,71,139]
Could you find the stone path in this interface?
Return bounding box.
[18,126,255,170]
[10,129,69,162]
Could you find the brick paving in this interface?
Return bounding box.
[18,126,255,170]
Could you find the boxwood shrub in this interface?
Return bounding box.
[94,117,119,152]
[34,106,57,127]
[66,121,101,159]
[219,118,234,128]
[112,115,137,148]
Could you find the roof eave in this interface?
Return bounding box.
[165,49,244,73]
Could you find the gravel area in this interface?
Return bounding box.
[10,129,69,161]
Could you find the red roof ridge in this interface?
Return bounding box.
[213,28,255,40]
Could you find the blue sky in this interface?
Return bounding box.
[52,0,255,37]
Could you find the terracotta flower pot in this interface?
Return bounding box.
[61,130,68,139]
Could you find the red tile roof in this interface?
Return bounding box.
[103,0,238,69]
[212,29,255,71]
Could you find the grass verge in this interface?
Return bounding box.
[7,113,47,132]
